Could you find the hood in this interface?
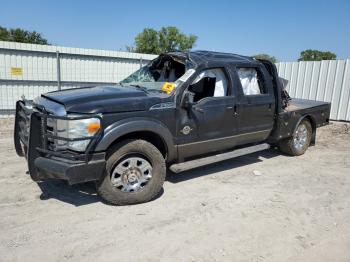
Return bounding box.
[42,85,161,114]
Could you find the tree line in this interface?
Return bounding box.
[0,25,337,62]
[0,26,49,45]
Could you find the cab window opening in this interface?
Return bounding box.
[187,68,229,103]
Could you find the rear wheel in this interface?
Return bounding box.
[96,139,166,205]
[279,119,312,156]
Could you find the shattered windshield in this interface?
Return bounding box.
[120,64,155,83]
[119,55,195,94]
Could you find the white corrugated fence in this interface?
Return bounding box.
[0,41,157,114]
[1,40,349,121]
[276,59,350,121]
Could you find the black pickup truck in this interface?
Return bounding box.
[14,51,331,205]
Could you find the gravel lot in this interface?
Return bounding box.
[0,118,349,262]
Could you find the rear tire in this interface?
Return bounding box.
[279,119,312,156]
[96,139,166,205]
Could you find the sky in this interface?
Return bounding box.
[1,0,349,61]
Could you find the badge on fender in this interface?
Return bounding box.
[181,125,192,135]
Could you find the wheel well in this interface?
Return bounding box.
[303,115,315,130]
[303,115,316,145]
[107,131,168,159]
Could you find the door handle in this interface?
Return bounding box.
[227,105,238,116]
[193,106,204,113]
[233,105,238,116]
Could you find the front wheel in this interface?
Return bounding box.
[96,139,166,205]
[279,120,312,156]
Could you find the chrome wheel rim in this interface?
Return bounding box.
[111,156,152,192]
[293,123,308,150]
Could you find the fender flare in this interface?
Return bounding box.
[293,114,317,145]
[95,118,176,162]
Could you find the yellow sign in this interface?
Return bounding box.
[162,82,176,94]
[11,67,23,76]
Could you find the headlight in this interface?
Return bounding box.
[56,117,101,152]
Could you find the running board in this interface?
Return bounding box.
[170,143,270,173]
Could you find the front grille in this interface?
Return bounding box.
[15,99,103,162]
[46,117,56,151]
[46,122,54,150]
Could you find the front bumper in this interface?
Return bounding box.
[34,153,106,185]
[14,100,106,185]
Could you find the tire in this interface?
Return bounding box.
[279,119,312,156]
[96,139,166,205]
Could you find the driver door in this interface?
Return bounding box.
[176,67,239,160]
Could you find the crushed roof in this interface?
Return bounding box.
[167,50,258,65]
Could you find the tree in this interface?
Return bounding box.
[135,28,161,54]
[252,54,277,63]
[0,27,10,40]
[298,49,336,61]
[129,26,197,54]
[0,26,49,45]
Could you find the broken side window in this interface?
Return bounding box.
[188,68,229,102]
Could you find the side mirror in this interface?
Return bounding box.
[181,91,194,110]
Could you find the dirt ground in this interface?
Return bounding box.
[0,118,349,262]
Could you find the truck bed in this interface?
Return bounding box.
[285,98,330,112]
[270,98,331,144]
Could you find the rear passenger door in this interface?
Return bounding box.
[233,66,275,144]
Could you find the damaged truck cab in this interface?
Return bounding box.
[14,51,331,205]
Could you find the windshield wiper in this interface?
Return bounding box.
[118,82,143,89]
[128,84,149,92]
[118,83,164,94]
[129,84,143,89]
[147,89,164,93]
